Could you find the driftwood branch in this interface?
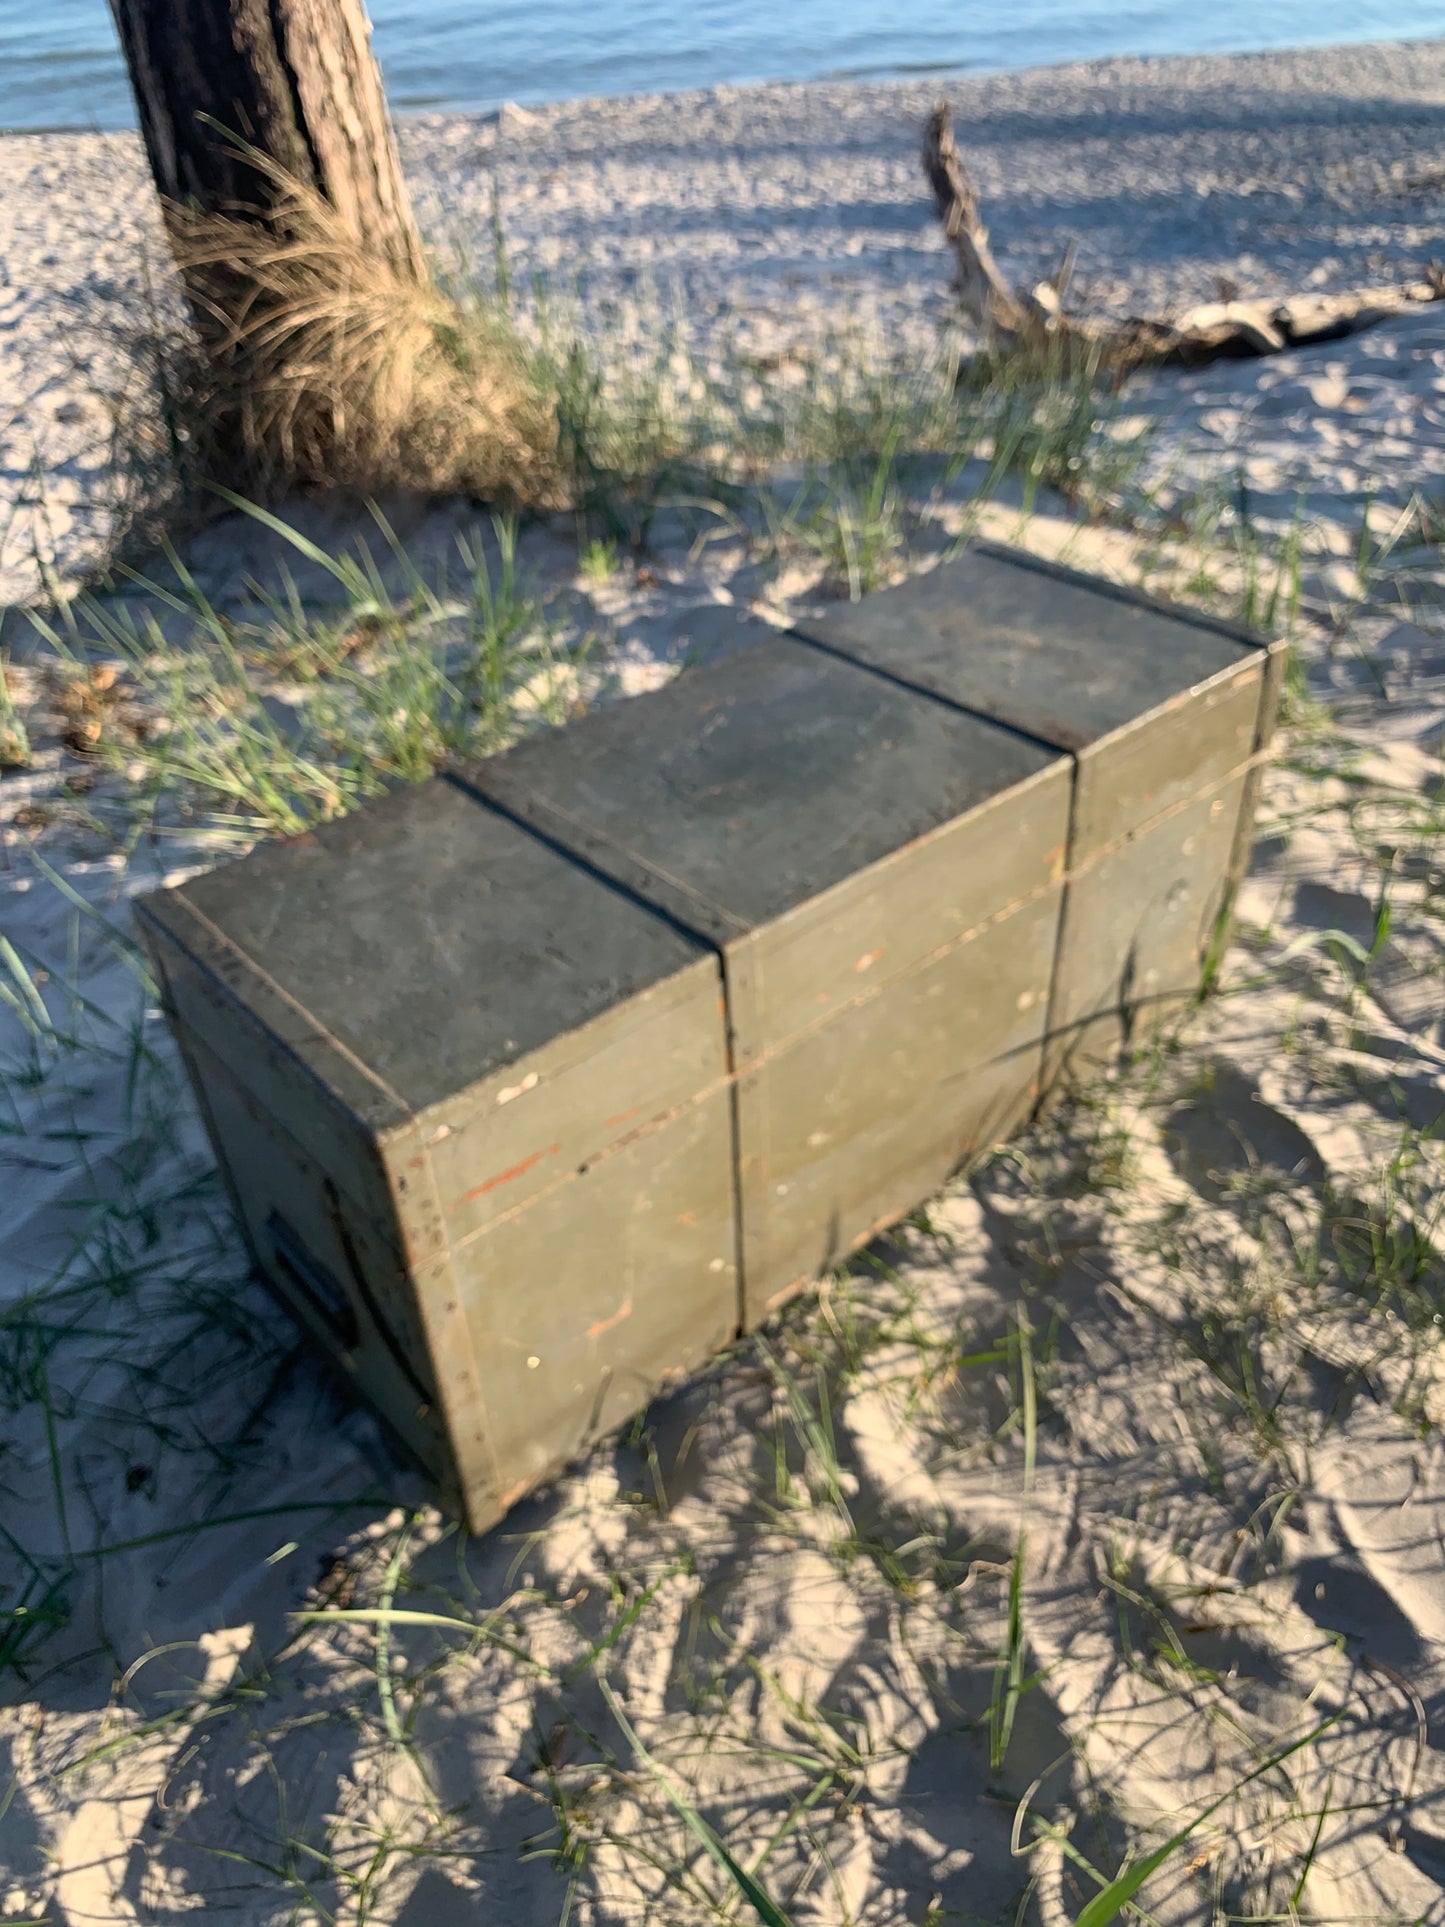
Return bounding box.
[923,105,1036,340]
[923,101,1445,375]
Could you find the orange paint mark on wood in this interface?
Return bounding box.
[604,1104,645,1131]
[458,1143,560,1205]
[586,1294,633,1341]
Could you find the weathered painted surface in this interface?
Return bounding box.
[1043,772,1250,1082]
[789,541,1266,760]
[792,541,1283,1086]
[141,548,1284,1533]
[736,882,1062,1316]
[137,774,738,1533]
[459,626,1071,1317]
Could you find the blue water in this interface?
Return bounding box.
[3,0,1445,134]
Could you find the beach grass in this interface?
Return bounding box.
[6,293,1169,860]
[3,281,1443,1926]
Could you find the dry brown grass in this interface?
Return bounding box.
[160,155,560,509]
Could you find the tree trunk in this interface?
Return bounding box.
[108,0,425,280]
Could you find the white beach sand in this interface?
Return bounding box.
[7,35,1445,605]
[2,37,1444,1926]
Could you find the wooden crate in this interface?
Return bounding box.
[460,627,1072,1323]
[138,549,1281,1530]
[136,775,738,1532]
[792,542,1285,1084]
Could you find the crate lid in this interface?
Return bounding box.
[456,626,1064,951]
[141,773,715,1120]
[790,542,1266,753]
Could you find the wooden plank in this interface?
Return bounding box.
[460,626,1071,1313]
[790,541,1281,1093]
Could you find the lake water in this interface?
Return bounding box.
[3,0,1444,135]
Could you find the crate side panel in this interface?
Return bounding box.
[731,761,1069,1062]
[179,1028,455,1483]
[748,1049,1041,1322]
[1044,773,1248,1088]
[148,921,500,1516]
[455,1086,738,1511]
[462,634,1060,938]
[737,885,1061,1322]
[1073,660,1262,859]
[425,954,728,1248]
[791,544,1262,748]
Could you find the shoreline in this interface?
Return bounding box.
[4,24,1444,139]
[5,35,1445,602]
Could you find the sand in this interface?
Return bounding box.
[2,37,1445,1927]
[7,35,1445,605]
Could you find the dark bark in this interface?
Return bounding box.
[923,103,1036,341]
[108,0,425,278]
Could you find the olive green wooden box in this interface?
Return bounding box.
[461,628,1071,1326]
[137,548,1280,1535]
[793,542,1285,1084]
[135,776,738,1533]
